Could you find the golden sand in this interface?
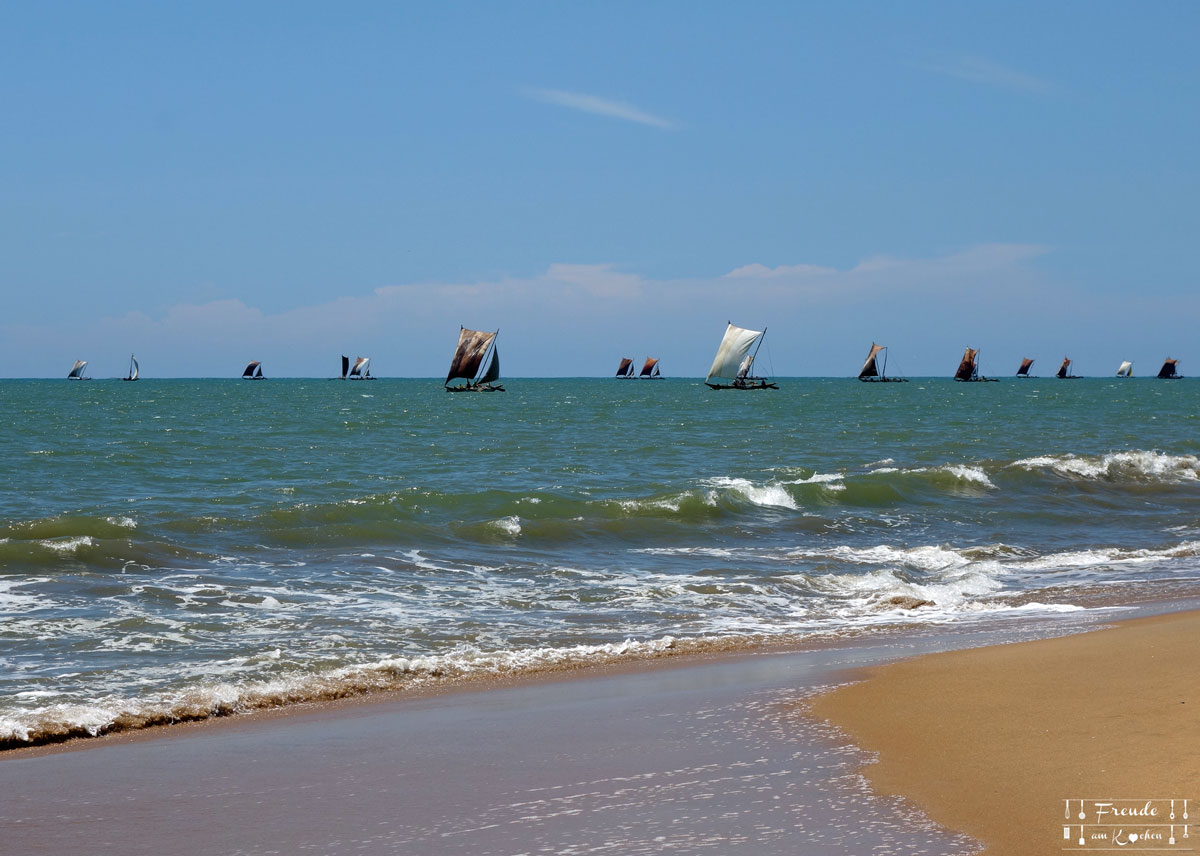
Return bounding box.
[809,610,1200,855]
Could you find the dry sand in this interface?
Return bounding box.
[809,609,1200,856]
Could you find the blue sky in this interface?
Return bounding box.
[2,1,1197,377]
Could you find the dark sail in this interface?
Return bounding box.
[341,355,349,379]
[1057,358,1071,379]
[616,358,633,377]
[1158,358,1180,379]
[640,358,660,377]
[445,327,497,384]
[859,343,885,379]
[479,348,500,384]
[954,348,978,381]
[1017,358,1034,376]
[242,360,261,378]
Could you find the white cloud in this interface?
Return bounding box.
[523,87,675,129]
[725,263,836,279]
[921,55,1053,93]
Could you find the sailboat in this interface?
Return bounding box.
[123,354,139,381]
[445,327,504,392]
[639,358,662,379]
[1056,357,1081,379]
[1016,358,1035,378]
[241,360,265,379]
[705,323,777,389]
[953,348,997,382]
[66,360,89,380]
[1116,361,1133,377]
[348,357,374,380]
[1157,358,1183,379]
[858,343,907,382]
[615,358,635,378]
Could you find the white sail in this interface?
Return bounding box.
[350,356,370,377]
[706,324,763,381]
[736,354,754,379]
[1117,361,1132,377]
[129,355,139,380]
[67,360,87,379]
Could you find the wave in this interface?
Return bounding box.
[1010,451,1200,483]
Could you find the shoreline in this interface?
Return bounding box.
[2,600,1198,854]
[809,608,1200,856]
[4,583,1198,759]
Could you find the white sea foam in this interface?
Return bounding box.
[492,516,522,536]
[703,477,798,509]
[39,536,96,554]
[1011,450,1200,482]
[938,464,996,488]
[104,516,137,529]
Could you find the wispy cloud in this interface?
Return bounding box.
[921,55,1053,93]
[523,87,675,129]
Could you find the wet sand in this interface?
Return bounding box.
[810,609,1200,856]
[1,606,1194,855]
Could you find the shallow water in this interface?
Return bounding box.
[2,377,1199,744]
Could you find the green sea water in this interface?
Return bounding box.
[2,377,1199,746]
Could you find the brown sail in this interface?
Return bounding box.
[1017,358,1034,377]
[1157,358,1180,379]
[954,348,978,381]
[1056,358,1072,379]
[639,358,661,378]
[859,343,885,379]
[445,328,496,385]
[616,358,633,377]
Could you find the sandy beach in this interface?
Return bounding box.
[2,606,1195,854]
[810,609,1200,856]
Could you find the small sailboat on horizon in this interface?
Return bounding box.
[615,358,635,378]
[705,323,777,390]
[340,356,374,380]
[639,358,662,379]
[1116,360,1133,377]
[123,354,139,382]
[1016,358,1035,378]
[953,348,997,382]
[241,360,265,379]
[858,343,907,382]
[1157,358,1183,379]
[445,327,504,392]
[67,360,89,380]
[1056,357,1081,379]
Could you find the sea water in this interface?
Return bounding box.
[2,377,1198,745]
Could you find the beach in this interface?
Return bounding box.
[810,608,1200,856]
[2,604,1195,854]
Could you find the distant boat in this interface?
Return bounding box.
[123,354,139,382]
[639,358,662,379]
[858,343,907,382]
[615,358,635,378]
[705,323,777,390]
[953,348,997,382]
[445,327,504,392]
[1157,358,1182,379]
[1056,357,1081,379]
[67,360,89,380]
[241,360,265,379]
[349,356,374,380]
[1016,358,1035,378]
[1116,361,1133,377]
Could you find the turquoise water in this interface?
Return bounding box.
[2,377,1199,746]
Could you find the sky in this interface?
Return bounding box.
[2,1,1198,377]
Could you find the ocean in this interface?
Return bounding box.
[2,377,1199,747]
